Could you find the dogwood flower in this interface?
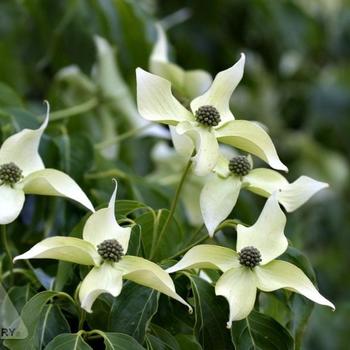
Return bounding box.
[14,182,191,313]
[201,153,328,236]
[137,53,287,176]
[0,104,94,224]
[167,195,335,328]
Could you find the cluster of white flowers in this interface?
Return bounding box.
[142,25,335,327]
[5,25,334,329]
[4,108,191,314]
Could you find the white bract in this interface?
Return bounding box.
[150,24,212,102]
[137,52,287,176]
[201,153,329,236]
[167,195,335,328]
[0,103,94,225]
[14,182,191,313]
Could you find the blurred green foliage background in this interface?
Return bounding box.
[0,0,349,348]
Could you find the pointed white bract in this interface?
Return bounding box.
[138,51,287,176]
[0,103,94,224]
[168,194,335,326]
[190,54,245,123]
[200,175,241,236]
[199,153,329,236]
[150,24,212,100]
[82,180,131,251]
[276,176,328,212]
[14,182,191,313]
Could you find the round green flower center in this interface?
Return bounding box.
[195,105,221,127]
[97,239,124,262]
[238,246,262,268]
[0,162,23,186]
[228,156,251,176]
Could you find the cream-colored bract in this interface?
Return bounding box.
[138,51,287,176]
[167,195,335,328]
[14,181,191,313]
[0,102,94,224]
[150,24,213,101]
[200,154,329,236]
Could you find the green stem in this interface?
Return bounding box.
[152,159,192,258]
[167,224,207,260]
[47,97,98,121]
[215,219,242,233]
[78,309,86,330]
[94,124,153,150]
[1,225,13,285]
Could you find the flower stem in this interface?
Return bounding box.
[94,124,153,150]
[152,159,192,258]
[167,224,207,260]
[47,97,98,121]
[78,309,86,330]
[1,225,13,285]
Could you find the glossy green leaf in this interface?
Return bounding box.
[101,332,145,350]
[175,334,202,350]
[282,246,316,349]
[146,334,175,350]
[115,200,149,218]
[147,324,180,350]
[4,291,78,350]
[231,310,294,350]
[7,285,36,314]
[135,209,187,262]
[44,332,92,350]
[186,274,232,350]
[127,225,142,256]
[100,282,159,343]
[36,304,71,348]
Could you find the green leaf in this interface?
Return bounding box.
[36,304,71,348]
[282,246,316,349]
[7,285,36,314]
[135,209,187,262]
[147,324,180,350]
[44,332,92,350]
[54,261,78,292]
[115,200,149,218]
[4,291,78,350]
[231,310,294,350]
[87,282,158,343]
[146,334,175,350]
[127,225,142,256]
[97,331,145,350]
[85,294,113,331]
[175,334,202,350]
[186,274,232,350]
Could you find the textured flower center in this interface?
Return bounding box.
[195,105,221,126]
[97,239,124,262]
[238,246,262,268]
[0,162,23,186]
[228,156,251,176]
